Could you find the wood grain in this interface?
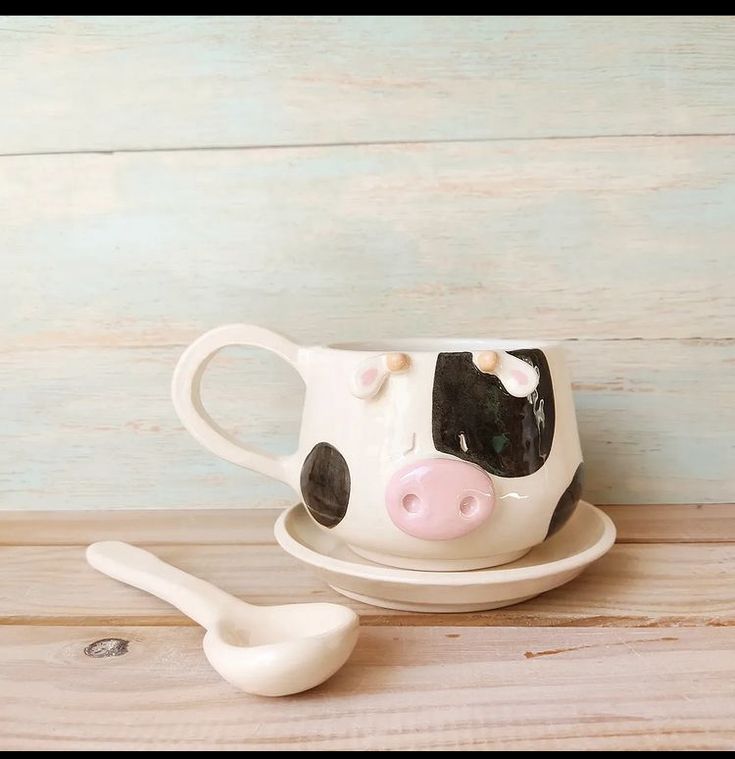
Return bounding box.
[2,339,733,509]
[0,508,279,546]
[3,138,734,347]
[3,137,734,508]
[1,17,734,154]
[3,504,734,546]
[1,542,733,627]
[602,504,735,543]
[2,19,734,510]
[2,19,733,750]
[0,624,732,750]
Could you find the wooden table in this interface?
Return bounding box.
[1,505,733,750]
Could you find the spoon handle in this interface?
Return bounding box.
[87,541,243,630]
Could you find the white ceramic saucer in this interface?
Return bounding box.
[274,501,616,613]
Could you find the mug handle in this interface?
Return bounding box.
[171,324,303,488]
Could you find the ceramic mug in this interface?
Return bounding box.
[172,325,584,571]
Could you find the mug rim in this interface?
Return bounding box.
[327,338,561,352]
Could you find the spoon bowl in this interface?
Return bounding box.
[205,603,358,696]
[87,541,359,696]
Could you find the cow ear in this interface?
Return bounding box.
[350,353,410,399]
[474,350,539,398]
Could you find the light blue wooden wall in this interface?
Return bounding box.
[1,16,734,509]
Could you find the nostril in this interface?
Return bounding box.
[401,494,422,514]
[459,495,480,518]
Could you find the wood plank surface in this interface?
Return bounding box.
[602,504,735,543]
[0,624,732,750]
[4,132,734,509]
[3,137,734,347]
[0,508,280,546]
[3,504,734,546]
[1,17,734,154]
[2,19,734,508]
[1,17,733,750]
[1,542,733,627]
[2,338,733,509]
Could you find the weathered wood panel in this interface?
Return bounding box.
[2,339,732,508]
[600,504,735,543]
[1,625,733,750]
[3,504,733,545]
[2,541,733,626]
[0,508,731,749]
[1,16,734,154]
[2,18,734,511]
[3,137,734,347]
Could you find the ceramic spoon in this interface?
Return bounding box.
[86,541,359,697]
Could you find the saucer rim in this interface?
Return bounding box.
[274,500,616,586]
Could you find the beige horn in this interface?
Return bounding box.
[476,350,499,373]
[386,352,410,372]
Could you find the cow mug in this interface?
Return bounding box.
[172,325,584,571]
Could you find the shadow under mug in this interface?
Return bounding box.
[172,324,584,571]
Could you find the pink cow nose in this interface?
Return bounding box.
[385,459,494,541]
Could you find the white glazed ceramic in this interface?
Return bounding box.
[172,325,583,571]
[86,541,359,697]
[275,501,616,612]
